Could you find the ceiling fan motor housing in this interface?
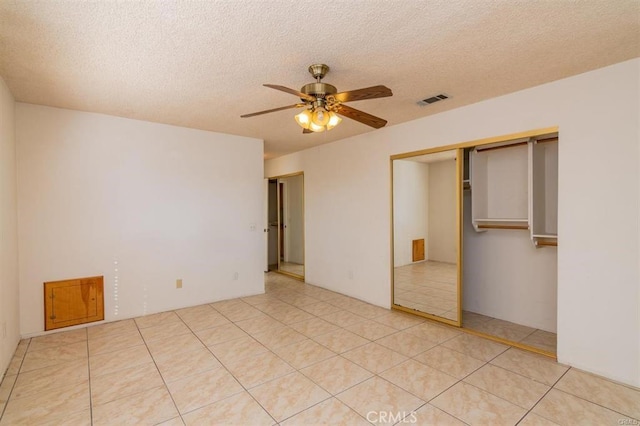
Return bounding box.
[308,64,329,80]
[300,83,337,106]
[301,64,336,107]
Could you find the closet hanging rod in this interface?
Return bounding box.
[477,224,529,230]
[475,141,528,153]
[536,137,559,144]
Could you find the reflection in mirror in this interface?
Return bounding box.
[277,174,304,278]
[393,150,459,323]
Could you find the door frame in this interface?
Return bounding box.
[390,148,464,327]
[265,171,305,281]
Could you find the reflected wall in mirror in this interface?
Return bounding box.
[267,173,304,279]
[392,149,461,325]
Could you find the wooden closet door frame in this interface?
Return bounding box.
[390,147,464,327]
[390,126,559,358]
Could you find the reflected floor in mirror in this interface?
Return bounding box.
[394,261,457,321]
[463,311,557,354]
[280,262,304,276]
[394,262,556,354]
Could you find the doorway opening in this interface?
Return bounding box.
[265,172,305,280]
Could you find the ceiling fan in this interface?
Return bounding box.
[241,64,392,133]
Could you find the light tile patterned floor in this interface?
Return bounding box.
[463,311,558,354]
[394,261,458,321]
[1,272,638,425]
[395,261,558,354]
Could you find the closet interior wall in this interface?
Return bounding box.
[463,135,559,352]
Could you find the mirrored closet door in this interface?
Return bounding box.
[267,173,305,280]
[391,148,463,326]
[391,128,558,357]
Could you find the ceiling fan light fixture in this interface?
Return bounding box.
[326,111,342,130]
[311,107,330,126]
[308,121,326,132]
[296,107,339,132]
[294,109,312,129]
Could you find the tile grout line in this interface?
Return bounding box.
[177,308,279,425]
[514,366,572,425]
[87,328,166,401]
[550,383,640,421]
[181,276,638,423]
[515,327,539,343]
[265,277,464,424]
[406,341,512,425]
[224,291,377,423]
[266,285,418,425]
[0,337,32,421]
[209,283,397,424]
[132,317,185,425]
[406,362,481,423]
[99,298,426,425]
[84,328,94,426]
[268,280,436,422]
[270,327,379,425]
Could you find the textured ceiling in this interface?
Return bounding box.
[0,1,638,159]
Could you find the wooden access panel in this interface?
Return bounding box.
[412,239,425,262]
[44,276,104,331]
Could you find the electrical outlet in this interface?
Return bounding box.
[176,279,183,289]
[1,322,6,339]
[348,270,354,280]
[233,272,239,281]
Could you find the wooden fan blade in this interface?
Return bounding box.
[264,84,316,102]
[241,103,306,118]
[334,104,388,129]
[331,85,392,103]
[302,128,312,134]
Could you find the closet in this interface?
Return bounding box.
[464,132,558,354]
[391,127,558,356]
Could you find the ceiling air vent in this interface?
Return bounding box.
[417,94,449,106]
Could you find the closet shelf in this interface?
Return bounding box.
[475,218,528,223]
[474,218,529,230]
[535,240,558,247]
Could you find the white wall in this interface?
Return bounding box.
[463,193,557,332]
[16,104,264,335]
[427,159,457,263]
[0,77,19,376]
[393,160,429,266]
[265,59,640,387]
